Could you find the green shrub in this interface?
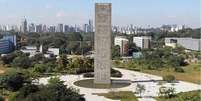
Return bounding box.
[174,67,184,73]
[163,75,176,83]
[111,70,122,78]
[83,73,94,78]
[0,96,4,101]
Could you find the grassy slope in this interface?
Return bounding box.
[141,63,201,84]
[95,91,138,101]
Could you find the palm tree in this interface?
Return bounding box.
[136,84,145,97]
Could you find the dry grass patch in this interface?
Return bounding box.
[141,63,201,84]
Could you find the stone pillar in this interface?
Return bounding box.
[94,3,112,84]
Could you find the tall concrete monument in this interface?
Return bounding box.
[94,3,112,84]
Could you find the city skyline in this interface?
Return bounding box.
[0,0,200,28]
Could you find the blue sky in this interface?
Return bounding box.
[0,0,200,28]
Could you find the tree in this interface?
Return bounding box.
[112,45,120,59]
[57,54,68,71]
[1,72,27,92]
[12,77,85,101]
[136,84,145,97]
[0,96,4,101]
[33,64,48,73]
[159,86,176,98]
[12,56,31,69]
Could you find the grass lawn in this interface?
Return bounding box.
[140,63,201,84]
[156,90,201,101]
[94,91,138,101]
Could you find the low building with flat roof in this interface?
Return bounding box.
[165,37,201,51]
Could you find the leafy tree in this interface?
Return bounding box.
[12,56,31,69]
[0,96,4,101]
[112,45,120,59]
[33,64,48,73]
[57,54,68,71]
[12,77,85,101]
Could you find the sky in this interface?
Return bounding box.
[0,0,200,28]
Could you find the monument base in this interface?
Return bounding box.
[74,79,131,89]
[94,79,111,85]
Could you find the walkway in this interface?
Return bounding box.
[37,68,201,101]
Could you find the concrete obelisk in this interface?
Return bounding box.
[94,3,112,84]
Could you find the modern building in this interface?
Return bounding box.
[133,36,152,49]
[20,46,39,57]
[2,34,17,46]
[88,19,93,32]
[64,25,70,33]
[36,24,43,33]
[29,23,36,32]
[49,26,56,32]
[21,18,28,33]
[0,34,16,54]
[114,36,129,56]
[0,40,15,54]
[165,37,201,51]
[57,24,64,32]
[47,48,60,56]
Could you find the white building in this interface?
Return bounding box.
[114,36,129,56]
[20,46,40,57]
[165,37,201,51]
[133,36,152,49]
[47,48,60,56]
[21,45,60,57]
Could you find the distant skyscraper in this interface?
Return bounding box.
[42,25,47,32]
[83,24,89,33]
[36,24,43,33]
[57,24,63,32]
[49,25,56,32]
[64,25,69,32]
[21,18,28,33]
[89,19,93,32]
[29,23,36,32]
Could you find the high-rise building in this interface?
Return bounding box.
[29,23,36,32]
[133,36,152,49]
[42,25,47,32]
[64,25,70,33]
[88,19,93,32]
[49,25,56,32]
[21,18,28,33]
[83,24,89,33]
[114,36,129,56]
[57,24,63,32]
[36,24,43,33]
